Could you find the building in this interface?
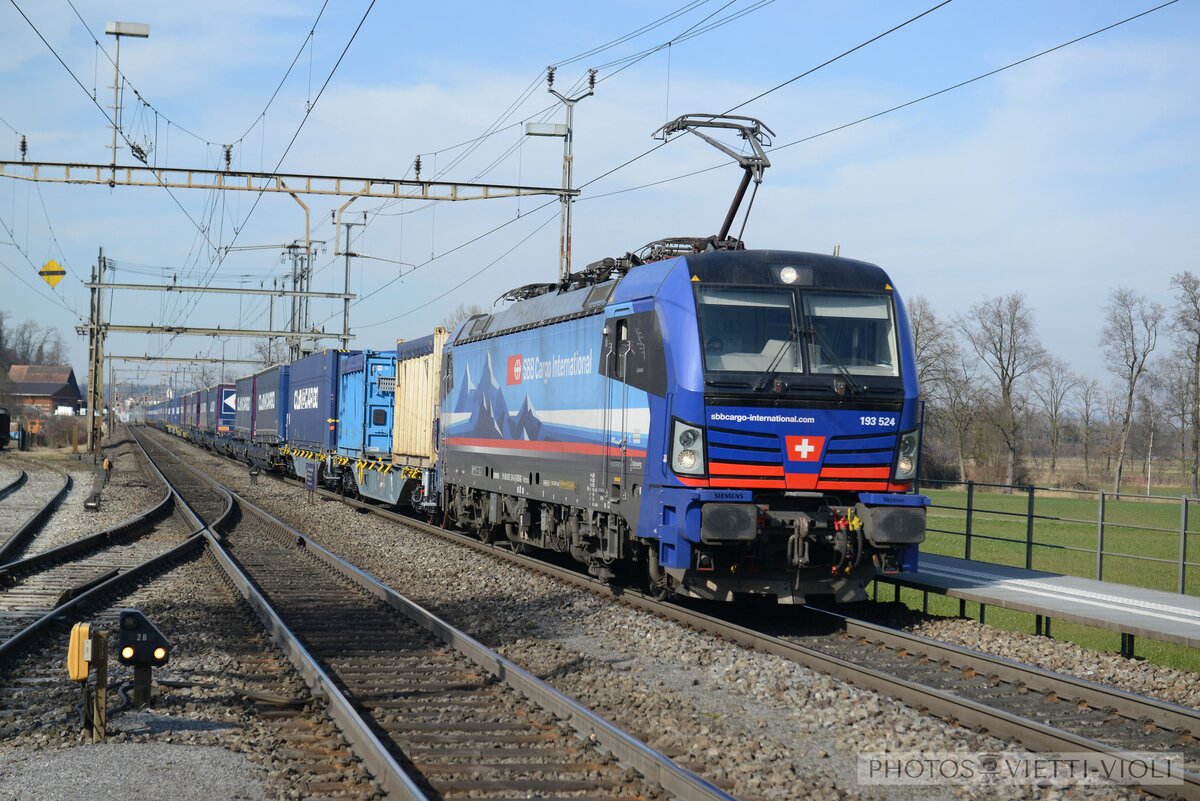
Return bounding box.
[4,364,84,416]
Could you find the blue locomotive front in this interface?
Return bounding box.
[439,248,928,603]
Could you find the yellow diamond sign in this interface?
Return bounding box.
[39,259,66,288]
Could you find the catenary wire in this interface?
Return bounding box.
[357,207,561,329]
[368,0,1179,327]
[169,0,377,333]
[7,0,221,255]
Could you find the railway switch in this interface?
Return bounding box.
[117,609,170,707]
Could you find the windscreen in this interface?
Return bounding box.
[802,292,899,377]
[696,287,801,374]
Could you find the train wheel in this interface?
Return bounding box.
[647,548,673,601]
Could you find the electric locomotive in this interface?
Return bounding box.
[438,113,926,603]
[438,243,928,603]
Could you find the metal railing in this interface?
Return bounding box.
[915,478,1200,595]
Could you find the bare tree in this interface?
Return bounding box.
[195,365,218,389]
[957,293,1045,487]
[908,295,958,398]
[439,302,488,331]
[252,338,278,367]
[1101,287,1163,492]
[1170,271,1200,495]
[1031,356,1077,476]
[936,356,982,482]
[1161,361,1191,470]
[0,309,9,369]
[1075,377,1103,478]
[1135,374,1165,496]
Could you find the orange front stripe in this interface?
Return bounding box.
[786,473,819,490]
[708,462,784,477]
[816,480,890,491]
[819,466,892,479]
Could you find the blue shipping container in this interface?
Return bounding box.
[235,375,255,438]
[253,365,289,444]
[287,350,347,452]
[337,350,396,458]
[215,383,236,434]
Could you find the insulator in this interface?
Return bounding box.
[588,68,596,90]
[414,155,421,180]
[546,66,555,88]
[224,145,232,170]
[19,135,27,161]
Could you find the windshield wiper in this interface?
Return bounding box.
[753,327,801,392]
[804,325,863,395]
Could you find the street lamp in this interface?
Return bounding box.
[104,21,149,176]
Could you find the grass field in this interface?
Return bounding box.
[870,485,1200,671]
[919,486,1200,594]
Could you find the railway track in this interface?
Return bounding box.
[0,435,382,800]
[0,459,72,565]
[0,433,202,652]
[134,427,736,801]
[129,428,233,526]
[148,427,1200,799]
[0,438,208,667]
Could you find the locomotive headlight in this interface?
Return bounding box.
[671,420,705,476]
[894,429,920,480]
[779,265,799,284]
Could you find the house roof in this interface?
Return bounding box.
[7,365,72,383]
[5,364,82,403]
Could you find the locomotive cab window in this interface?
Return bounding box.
[372,409,388,426]
[696,287,801,375]
[802,292,899,377]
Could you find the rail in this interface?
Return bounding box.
[0,466,72,565]
[145,427,1200,797]
[0,468,27,501]
[138,427,735,801]
[0,433,206,667]
[315,483,1200,799]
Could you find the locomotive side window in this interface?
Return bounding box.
[695,287,801,375]
[802,293,899,377]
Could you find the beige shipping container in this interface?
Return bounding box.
[391,327,447,467]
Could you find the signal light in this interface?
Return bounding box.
[116,609,170,668]
[116,609,170,709]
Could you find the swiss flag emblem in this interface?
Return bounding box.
[506,355,523,385]
[785,435,825,462]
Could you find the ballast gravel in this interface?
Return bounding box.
[166,432,1149,801]
[13,433,165,556]
[0,552,379,800]
[904,614,1200,710]
[0,743,263,801]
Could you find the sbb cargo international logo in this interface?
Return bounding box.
[507,354,523,385]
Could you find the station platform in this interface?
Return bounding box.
[872,554,1200,656]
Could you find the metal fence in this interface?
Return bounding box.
[915,478,1200,596]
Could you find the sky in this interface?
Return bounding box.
[0,0,1196,396]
